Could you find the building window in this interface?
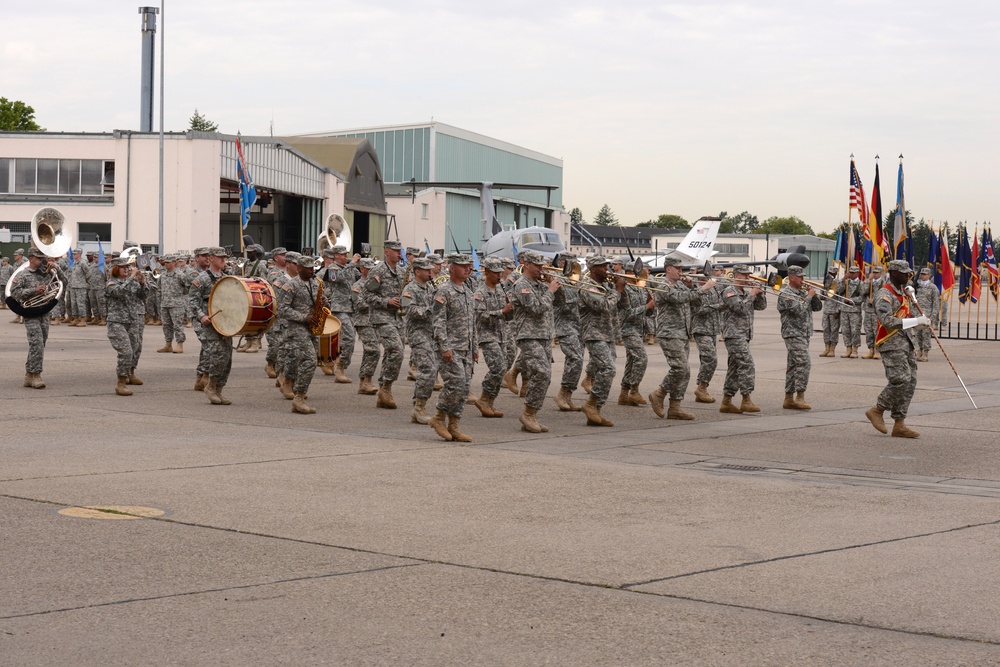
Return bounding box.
[0,159,9,194]
[3,158,113,196]
[36,159,58,194]
[14,159,35,193]
[421,203,429,219]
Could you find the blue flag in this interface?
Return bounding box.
[400,246,408,267]
[470,244,480,272]
[424,238,432,256]
[66,247,74,269]
[236,134,257,230]
[511,238,519,265]
[97,236,106,276]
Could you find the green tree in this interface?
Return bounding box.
[716,211,734,233]
[910,218,933,268]
[816,231,838,240]
[593,204,619,226]
[754,215,814,235]
[884,209,914,254]
[724,211,759,234]
[0,97,44,131]
[569,207,584,225]
[189,108,219,132]
[636,214,690,230]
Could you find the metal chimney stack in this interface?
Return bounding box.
[139,6,159,132]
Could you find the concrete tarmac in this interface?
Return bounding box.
[1,307,998,665]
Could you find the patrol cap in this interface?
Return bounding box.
[193,247,211,256]
[285,251,302,263]
[321,248,337,259]
[1,257,8,262]
[662,257,683,268]
[383,240,402,251]
[586,255,609,268]
[405,246,420,257]
[295,255,317,268]
[73,247,83,254]
[446,253,473,265]
[872,265,884,273]
[13,248,24,256]
[501,257,515,268]
[887,259,914,274]
[786,266,806,277]
[427,253,444,265]
[732,264,752,274]
[111,257,129,267]
[331,245,348,255]
[483,257,504,273]
[848,265,860,273]
[162,254,176,263]
[360,258,376,269]
[271,247,287,256]
[27,247,47,259]
[412,257,433,270]
[919,267,932,275]
[612,255,630,266]
[209,247,228,257]
[522,251,545,265]
[123,240,139,249]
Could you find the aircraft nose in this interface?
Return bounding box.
[788,253,810,268]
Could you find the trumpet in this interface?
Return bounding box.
[533,262,604,295]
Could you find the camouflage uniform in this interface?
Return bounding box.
[474,281,508,400]
[352,275,380,379]
[501,272,519,370]
[279,275,321,395]
[363,260,405,385]
[820,274,841,346]
[70,255,90,319]
[720,283,767,397]
[433,280,477,417]
[860,275,888,352]
[836,276,863,348]
[651,276,701,399]
[320,261,360,369]
[10,264,67,374]
[511,275,555,410]
[403,278,438,402]
[265,263,288,373]
[914,279,940,355]
[579,279,621,408]
[777,284,823,394]
[86,259,107,320]
[690,280,724,386]
[189,269,233,384]
[874,282,919,420]
[241,256,270,349]
[552,280,583,390]
[145,269,160,323]
[106,273,147,376]
[618,283,648,388]
[159,266,187,345]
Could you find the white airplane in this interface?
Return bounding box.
[638,216,722,274]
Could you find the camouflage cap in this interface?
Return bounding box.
[123,240,139,249]
[662,257,682,268]
[887,259,913,274]
[872,265,884,273]
[383,240,402,251]
[209,247,228,257]
[522,251,545,265]
[331,245,349,255]
[271,247,287,256]
[919,267,932,275]
[193,247,211,256]
[13,248,24,255]
[483,257,504,273]
[360,258,376,269]
[586,255,609,268]
[321,248,337,259]
[732,264,752,274]
[786,266,806,277]
[501,257,515,268]
[446,253,473,265]
[412,257,433,270]
[111,257,130,267]
[285,251,302,263]
[848,265,860,273]
[27,247,48,259]
[427,253,444,265]
[295,255,317,268]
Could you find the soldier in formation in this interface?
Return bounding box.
[718,264,767,414]
[472,257,512,419]
[190,247,234,405]
[577,255,623,426]
[836,265,863,358]
[860,265,887,359]
[362,240,405,409]
[105,257,148,396]
[9,248,67,389]
[510,251,560,433]
[818,266,840,357]
[776,265,822,410]
[614,256,653,408]
[429,254,477,442]
[913,267,940,362]
[278,255,322,414]
[157,255,187,354]
[402,257,438,424]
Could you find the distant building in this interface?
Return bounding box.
[569,224,654,258]
[775,235,836,279]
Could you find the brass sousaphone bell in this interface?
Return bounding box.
[4,207,70,316]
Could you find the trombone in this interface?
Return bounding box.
[747,274,856,307]
[527,262,603,294]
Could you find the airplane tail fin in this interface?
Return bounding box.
[675,217,721,262]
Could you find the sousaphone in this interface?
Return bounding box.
[317,213,352,255]
[4,207,70,316]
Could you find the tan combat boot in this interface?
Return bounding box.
[429,410,453,440]
[794,392,811,410]
[840,346,851,358]
[157,342,173,353]
[873,350,880,360]
[245,339,259,354]
[194,373,208,391]
[466,391,477,406]
[128,370,143,386]
[447,416,473,443]
[235,339,250,353]
[376,382,397,409]
[865,406,887,433]
[292,392,316,414]
[862,348,875,359]
[648,387,667,418]
[173,342,183,354]
[581,372,594,394]
[694,382,715,403]
[265,362,278,379]
[486,396,504,418]
[719,395,742,414]
[30,373,45,389]
[411,398,430,424]
[891,420,920,438]
[582,396,614,427]
[116,376,133,396]
[474,393,496,418]
[333,360,353,384]
[24,373,33,388]
[617,386,631,406]
[358,376,378,395]
[319,362,335,376]
[819,344,832,358]
[433,373,444,391]
[503,368,520,394]
[204,378,223,405]
[519,406,543,433]
[849,347,858,359]
[406,363,417,381]
[783,392,797,409]
[629,385,648,406]
[667,399,694,420]
[215,383,233,405]
[279,376,295,400]
[555,386,581,411]
[740,394,760,413]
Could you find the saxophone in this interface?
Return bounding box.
[310,277,331,336]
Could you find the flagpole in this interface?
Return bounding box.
[906,288,977,409]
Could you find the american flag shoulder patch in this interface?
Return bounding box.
[521,288,532,295]
[435,295,447,304]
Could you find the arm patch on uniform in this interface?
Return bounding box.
[281,282,293,291]
[521,288,532,295]
[192,280,200,287]
[435,295,447,304]
[724,289,736,298]
[474,293,483,300]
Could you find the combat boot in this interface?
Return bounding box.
[628,385,648,406]
[116,376,133,396]
[279,376,295,400]
[265,362,278,379]
[235,339,250,353]
[582,396,614,427]
[819,343,831,358]
[667,399,694,420]
[794,392,812,410]
[50,317,61,326]
[128,370,143,385]
[581,372,594,394]
[556,386,581,411]
[504,367,520,394]
[333,360,353,384]
[616,386,631,406]
[519,406,543,433]
[694,382,715,403]
[173,342,183,354]
[320,362,335,376]
[486,396,504,418]
[429,410,453,440]
[474,393,496,418]
[73,319,87,327]
[891,419,920,438]
[519,380,528,398]
[215,383,233,405]
[865,406,887,433]
[23,373,33,388]
[376,382,397,409]
[862,348,875,359]
[30,373,45,389]
[467,391,477,406]
[873,350,880,360]
[358,376,378,395]
[740,394,760,413]
[194,373,208,391]
[204,378,223,405]
[719,395,742,414]
[157,342,173,353]
[246,339,259,353]
[447,416,473,443]
[411,398,430,424]
[292,392,316,414]
[849,347,858,359]
[783,392,797,409]
[840,346,851,358]
[648,387,667,418]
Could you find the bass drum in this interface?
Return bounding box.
[208,276,276,337]
[317,315,341,364]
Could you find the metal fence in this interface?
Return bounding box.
[937,287,1000,341]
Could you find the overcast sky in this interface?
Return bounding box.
[3,1,997,233]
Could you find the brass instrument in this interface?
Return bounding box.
[317,213,353,256]
[4,208,69,317]
[746,274,855,307]
[532,261,603,295]
[310,276,331,336]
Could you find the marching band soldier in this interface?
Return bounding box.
[865,260,929,438]
[279,255,323,414]
[511,251,560,433]
[818,266,841,357]
[718,264,767,414]
[276,252,302,399]
[614,256,653,407]
[156,255,187,354]
[86,251,107,325]
[913,267,940,362]
[0,256,13,310]
[362,240,405,409]
[320,245,361,382]
[836,265,863,358]
[105,257,148,395]
[10,248,67,388]
[190,247,234,405]
[402,257,438,424]
[776,265,822,409]
[68,248,90,326]
[236,244,269,353]
[578,256,623,426]
[121,241,148,384]
[649,257,713,420]
[8,248,26,323]
[353,258,380,395]
[860,265,887,359]
[473,257,512,418]
[429,253,477,442]
[189,248,213,390]
[690,266,726,403]
[263,247,287,379]
[550,252,584,411]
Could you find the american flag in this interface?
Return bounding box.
[849,160,868,226]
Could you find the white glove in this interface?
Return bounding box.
[902,315,931,330]
[904,285,915,295]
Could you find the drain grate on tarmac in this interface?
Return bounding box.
[710,464,768,472]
